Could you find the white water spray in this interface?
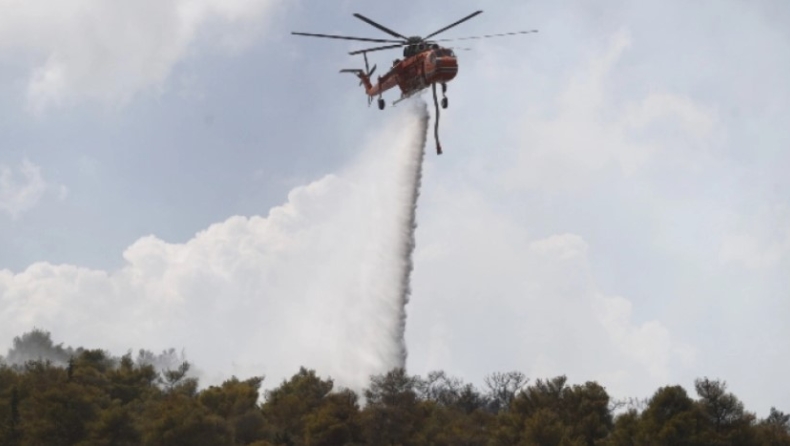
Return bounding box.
[336,99,431,381]
[389,100,430,368]
[0,100,431,393]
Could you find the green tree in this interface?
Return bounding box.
[106,353,160,405]
[85,401,141,446]
[140,395,233,446]
[484,371,528,413]
[765,408,790,432]
[0,378,22,446]
[261,367,334,445]
[19,380,108,446]
[161,361,197,395]
[693,377,756,445]
[361,368,424,446]
[419,371,464,406]
[520,408,579,446]
[637,385,699,446]
[414,372,495,446]
[755,407,790,446]
[418,399,495,446]
[200,376,266,444]
[601,409,639,446]
[71,349,115,396]
[303,388,362,446]
[494,376,612,446]
[5,329,790,446]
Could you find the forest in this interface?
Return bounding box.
[0,329,788,446]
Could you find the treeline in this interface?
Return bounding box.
[0,330,789,445]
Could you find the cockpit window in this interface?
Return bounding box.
[435,49,455,57]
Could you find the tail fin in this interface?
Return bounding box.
[340,67,374,91]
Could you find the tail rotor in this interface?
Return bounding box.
[340,51,378,106]
[340,51,376,84]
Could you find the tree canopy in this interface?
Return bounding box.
[0,329,787,445]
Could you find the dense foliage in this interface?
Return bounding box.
[1,330,788,445]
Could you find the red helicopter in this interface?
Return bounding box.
[293,11,537,154]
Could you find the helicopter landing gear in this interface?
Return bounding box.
[441,97,448,109]
[378,98,385,110]
[440,83,448,109]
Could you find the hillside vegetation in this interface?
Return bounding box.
[1,329,788,445]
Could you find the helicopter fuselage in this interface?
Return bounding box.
[363,46,458,99]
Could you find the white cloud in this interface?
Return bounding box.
[0,160,48,218]
[529,234,589,261]
[505,30,718,191]
[594,293,696,383]
[0,105,428,392]
[406,182,694,400]
[0,0,283,112]
[0,102,692,402]
[719,204,790,269]
[57,184,69,201]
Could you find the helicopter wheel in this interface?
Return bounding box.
[441,97,448,109]
[378,98,385,110]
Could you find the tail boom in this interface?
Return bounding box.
[340,68,374,92]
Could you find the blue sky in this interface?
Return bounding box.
[1,0,788,413]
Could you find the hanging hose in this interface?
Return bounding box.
[431,83,443,155]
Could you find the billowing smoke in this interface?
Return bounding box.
[0,101,430,392]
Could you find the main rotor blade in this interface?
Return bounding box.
[291,32,402,44]
[434,29,538,42]
[349,43,407,56]
[353,13,408,40]
[423,10,483,40]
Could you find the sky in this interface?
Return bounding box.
[0,0,788,414]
